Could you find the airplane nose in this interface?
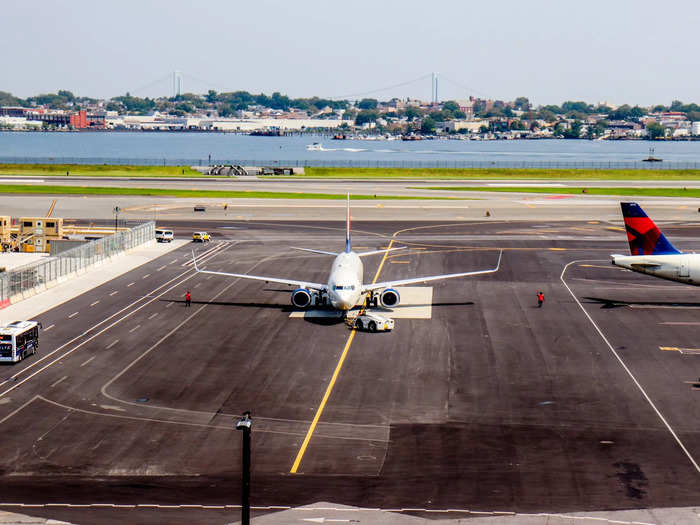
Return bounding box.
[335,293,354,310]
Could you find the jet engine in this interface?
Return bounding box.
[379,288,400,307]
[291,288,313,308]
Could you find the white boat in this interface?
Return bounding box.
[306,142,323,151]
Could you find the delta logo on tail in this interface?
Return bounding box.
[621,202,680,256]
[611,202,698,286]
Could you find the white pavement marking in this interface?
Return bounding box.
[148,313,158,320]
[488,183,566,187]
[0,502,662,524]
[44,324,54,331]
[127,282,135,287]
[0,246,233,403]
[80,356,96,367]
[129,325,141,333]
[165,302,174,308]
[0,396,39,425]
[183,242,232,267]
[561,259,700,475]
[142,274,150,279]
[106,340,119,350]
[157,265,166,271]
[100,254,277,408]
[90,301,100,307]
[68,312,79,319]
[99,404,126,412]
[109,291,118,296]
[50,376,67,388]
[0,269,188,383]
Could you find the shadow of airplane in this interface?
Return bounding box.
[583,296,700,309]
[165,299,475,309]
[163,299,347,325]
[371,301,475,312]
[164,299,295,312]
[162,299,475,327]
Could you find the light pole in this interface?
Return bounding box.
[236,411,252,525]
[113,206,121,233]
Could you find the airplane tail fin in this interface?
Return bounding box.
[345,193,351,253]
[620,202,681,255]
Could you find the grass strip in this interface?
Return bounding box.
[304,167,700,180]
[0,164,203,177]
[4,164,700,180]
[419,186,700,198]
[0,184,447,200]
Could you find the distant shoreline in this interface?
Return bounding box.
[1,128,700,141]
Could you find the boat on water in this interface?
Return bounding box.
[306,142,323,151]
[642,147,662,162]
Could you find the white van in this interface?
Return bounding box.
[155,229,174,243]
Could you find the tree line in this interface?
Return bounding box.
[2,89,700,129]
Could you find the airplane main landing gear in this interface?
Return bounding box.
[367,291,378,308]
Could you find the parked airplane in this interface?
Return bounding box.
[611,202,699,285]
[192,195,502,312]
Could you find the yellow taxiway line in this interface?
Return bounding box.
[290,238,395,474]
[660,346,700,355]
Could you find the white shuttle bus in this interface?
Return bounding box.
[0,321,40,363]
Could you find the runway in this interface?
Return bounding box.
[0,220,698,524]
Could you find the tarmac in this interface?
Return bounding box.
[3,183,700,224]
[0,240,187,324]
[0,194,698,524]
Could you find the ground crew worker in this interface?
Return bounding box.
[185,290,191,307]
[537,291,544,308]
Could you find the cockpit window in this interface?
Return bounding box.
[333,285,356,291]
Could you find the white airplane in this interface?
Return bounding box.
[611,202,700,285]
[192,195,502,312]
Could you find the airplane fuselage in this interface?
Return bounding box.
[327,251,364,310]
[612,253,700,285]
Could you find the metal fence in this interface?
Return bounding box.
[1,156,700,170]
[0,221,155,305]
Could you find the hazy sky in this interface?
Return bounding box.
[3,0,698,106]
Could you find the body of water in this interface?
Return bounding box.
[1,132,700,168]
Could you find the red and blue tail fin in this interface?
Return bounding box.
[620,202,681,255]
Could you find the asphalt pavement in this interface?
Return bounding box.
[0,220,697,524]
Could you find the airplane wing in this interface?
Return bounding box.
[291,247,339,256]
[361,250,502,293]
[357,246,407,257]
[192,251,327,291]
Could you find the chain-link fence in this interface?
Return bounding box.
[0,221,155,306]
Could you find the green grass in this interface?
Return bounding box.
[420,186,700,198]
[0,164,203,177]
[5,164,700,180]
[0,184,446,200]
[304,167,700,180]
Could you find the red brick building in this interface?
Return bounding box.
[69,110,87,128]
